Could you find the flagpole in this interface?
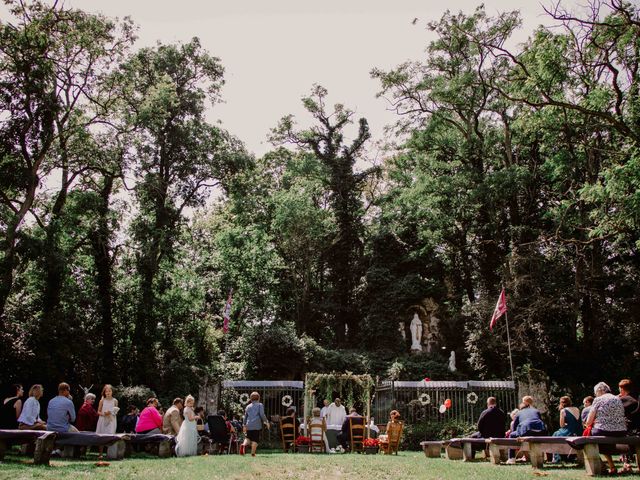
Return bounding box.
[504,310,515,385]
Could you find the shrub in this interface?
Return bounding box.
[401,419,475,450]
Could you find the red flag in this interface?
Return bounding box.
[489,288,507,331]
[222,288,233,334]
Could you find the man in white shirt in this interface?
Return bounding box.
[325,397,346,427]
[320,399,330,419]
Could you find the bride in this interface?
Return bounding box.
[175,395,198,457]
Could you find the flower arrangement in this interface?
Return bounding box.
[239,393,250,404]
[363,438,379,447]
[281,395,293,407]
[467,392,478,404]
[295,436,310,446]
[418,393,431,405]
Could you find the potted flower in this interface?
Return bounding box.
[295,435,310,453]
[364,437,379,454]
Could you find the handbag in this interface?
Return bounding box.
[582,425,592,437]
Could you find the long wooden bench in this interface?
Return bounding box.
[420,440,444,458]
[54,432,128,460]
[485,436,583,468]
[0,429,57,465]
[565,436,640,476]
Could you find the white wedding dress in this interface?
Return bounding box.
[175,407,198,457]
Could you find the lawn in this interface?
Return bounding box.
[1,450,639,480]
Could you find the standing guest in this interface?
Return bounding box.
[586,382,627,475]
[175,395,198,457]
[162,397,184,435]
[241,392,269,457]
[47,382,78,432]
[551,396,581,463]
[0,384,24,429]
[325,397,347,427]
[581,396,594,426]
[96,384,118,459]
[320,399,330,419]
[506,396,546,464]
[17,385,46,430]
[135,397,163,434]
[121,405,139,433]
[76,393,99,431]
[473,397,507,438]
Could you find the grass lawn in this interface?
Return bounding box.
[1,450,639,480]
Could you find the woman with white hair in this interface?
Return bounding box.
[585,382,627,474]
[76,392,99,431]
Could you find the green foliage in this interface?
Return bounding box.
[402,419,476,450]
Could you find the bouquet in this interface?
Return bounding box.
[363,438,379,447]
[295,436,310,446]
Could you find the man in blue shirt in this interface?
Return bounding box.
[47,383,78,432]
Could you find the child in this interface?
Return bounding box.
[241,392,269,457]
[96,384,119,459]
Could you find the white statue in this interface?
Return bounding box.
[410,313,423,352]
[448,351,456,372]
[398,322,406,341]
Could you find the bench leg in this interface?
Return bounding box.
[34,435,55,466]
[446,446,463,460]
[488,444,503,465]
[575,449,584,466]
[462,443,474,462]
[529,444,544,469]
[582,444,602,477]
[635,445,640,472]
[106,440,125,460]
[158,440,171,458]
[426,445,441,458]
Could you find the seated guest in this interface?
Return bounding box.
[551,396,581,463]
[586,382,627,475]
[136,397,163,434]
[337,407,363,451]
[472,397,507,438]
[195,406,209,433]
[378,409,401,444]
[581,396,593,426]
[308,406,330,452]
[0,384,23,429]
[618,379,640,434]
[121,405,139,433]
[17,385,46,430]
[505,408,519,437]
[162,397,184,435]
[281,406,300,432]
[506,396,546,464]
[76,392,99,431]
[47,382,78,432]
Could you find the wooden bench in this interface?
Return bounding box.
[443,440,463,460]
[420,440,444,458]
[486,437,582,468]
[0,429,57,465]
[126,433,174,458]
[448,438,489,461]
[55,432,128,460]
[565,436,640,476]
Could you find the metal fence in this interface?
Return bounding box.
[220,380,305,447]
[373,380,517,426]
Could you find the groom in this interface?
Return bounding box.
[163,397,184,435]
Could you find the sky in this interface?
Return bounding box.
[52,0,559,158]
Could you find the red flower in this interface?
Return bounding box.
[363,438,379,447]
[295,436,310,445]
[423,377,431,382]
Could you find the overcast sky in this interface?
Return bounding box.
[7,1,579,157]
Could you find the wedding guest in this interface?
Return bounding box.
[581,396,594,426]
[0,384,23,429]
[76,392,99,431]
[473,397,507,438]
[47,382,78,432]
[337,407,363,451]
[241,392,269,457]
[96,384,118,459]
[551,396,581,463]
[585,382,627,475]
[320,399,330,419]
[618,379,640,434]
[163,398,184,435]
[17,385,46,430]
[121,405,139,433]
[136,397,163,434]
[308,407,330,452]
[325,397,347,426]
[506,396,546,464]
[378,409,401,445]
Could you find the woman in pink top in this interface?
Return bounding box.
[136,397,163,434]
